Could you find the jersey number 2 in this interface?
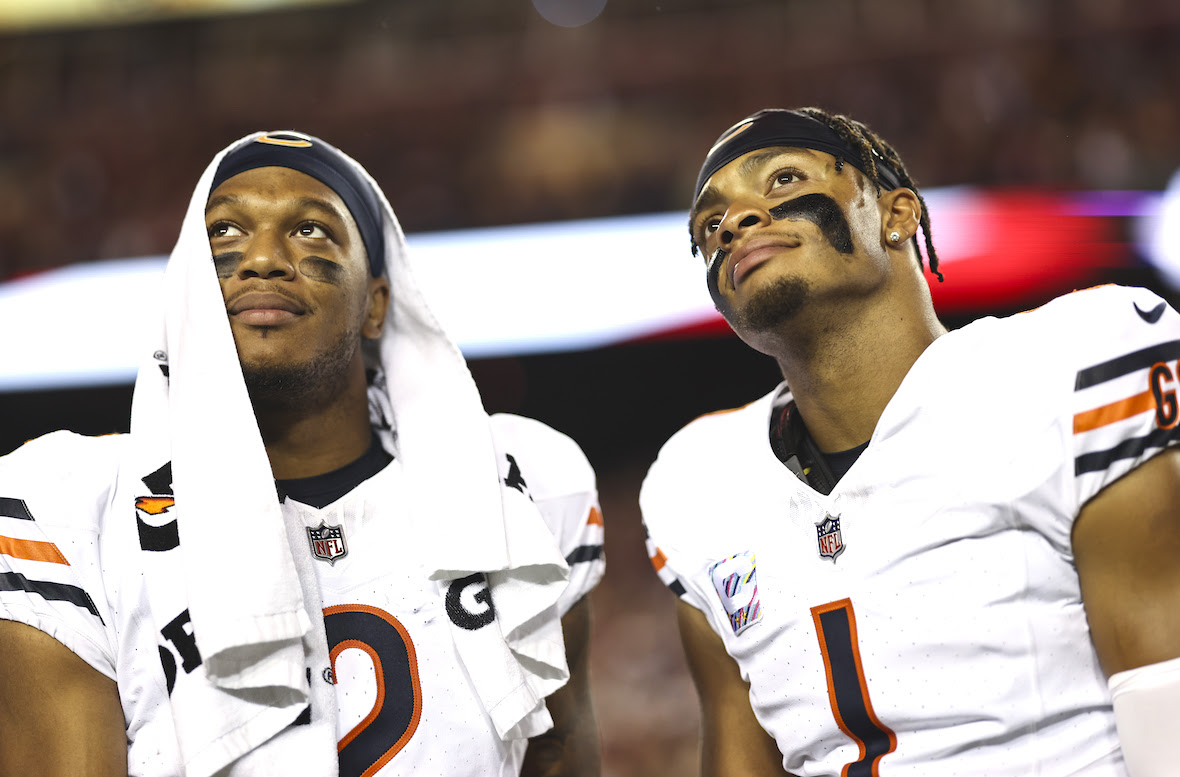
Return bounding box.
[811,599,897,776]
[324,604,422,777]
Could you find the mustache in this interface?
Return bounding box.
[768,193,853,254]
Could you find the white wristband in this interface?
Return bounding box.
[1109,655,1180,777]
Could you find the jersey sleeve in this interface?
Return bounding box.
[640,454,714,617]
[0,431,123,681]
[488,413,604,616]
[639,412,744,639]
[1063,285,1180,510]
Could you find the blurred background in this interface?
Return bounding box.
[2,0,1180,773]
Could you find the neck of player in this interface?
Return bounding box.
[772,270,945,454]
[253,356,375,480]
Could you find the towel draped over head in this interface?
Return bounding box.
[121,131,571,776]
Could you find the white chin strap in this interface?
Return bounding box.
[1109,655,1180,776]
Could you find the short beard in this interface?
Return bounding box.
[728,275,812,332]
[241,326,360,411]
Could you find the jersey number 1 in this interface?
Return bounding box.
[811,599,897,776]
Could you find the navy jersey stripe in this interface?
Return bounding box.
[565,544,603,566]
[137,517,180,552]
[141,462,174,496]
[669,578,687,598]
[0,571,104,624]
[1075,425,1180,475]
[0,497,34,521]
[1075,340,1180,390]
[814,605,895,775]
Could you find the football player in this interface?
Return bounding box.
[0,132,604,777]
[642,107,1180,776]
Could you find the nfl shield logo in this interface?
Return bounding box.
[307,521,348,565]
[815,515,845,561]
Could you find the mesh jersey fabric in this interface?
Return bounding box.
[642,284,1180,776]
[0,413,604,777]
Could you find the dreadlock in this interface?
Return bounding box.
[795,107,943,282]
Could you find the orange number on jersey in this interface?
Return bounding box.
[811,599,897,776]
[324,604,422,777]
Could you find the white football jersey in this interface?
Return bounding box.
[642,285,1180,776]
[0,413,604,777]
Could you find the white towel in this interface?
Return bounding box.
[125,132,573,775]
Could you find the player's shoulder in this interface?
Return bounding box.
[647,385,783,480]
[1011,284,1176,348]
[641,385,783,533]
[1,429,128,475]
[948,285,1179,391]
[1042,283,1167,312]
[488,413,595,499]
[0,430,128,529]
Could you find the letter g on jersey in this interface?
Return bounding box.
[446,573,496,630]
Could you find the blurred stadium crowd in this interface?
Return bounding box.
[1,0,1179,280]
[1,1,1179,774]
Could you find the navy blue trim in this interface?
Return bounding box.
[137,517,180,552]
[1075,426,1180,475]
[565,545,603,566]
[278,432,391,509]
[0,571,104,624]
[141,462,174,496]
[0,497,34,521]
[1075,340,1180,390]
[815,605,894,774]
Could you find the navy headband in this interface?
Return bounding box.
[211,132,386,277]
[693,109,902,202]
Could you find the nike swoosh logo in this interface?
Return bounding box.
[1134,301,1166,324]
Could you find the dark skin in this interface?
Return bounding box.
[0,621,128,777]
[0,599,599,777]
[0,166,599,777]
[692,146,943,453]
[207,166,389,479]
[521,596,601,777]
[677,603,791,777]
[679,145,1180,775]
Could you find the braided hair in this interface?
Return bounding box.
[796,108,942,281]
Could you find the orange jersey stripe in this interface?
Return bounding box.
[1074,389,1155,433]
[650,547,668,572]
[0,534,69,565]
[587,506,604,527]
